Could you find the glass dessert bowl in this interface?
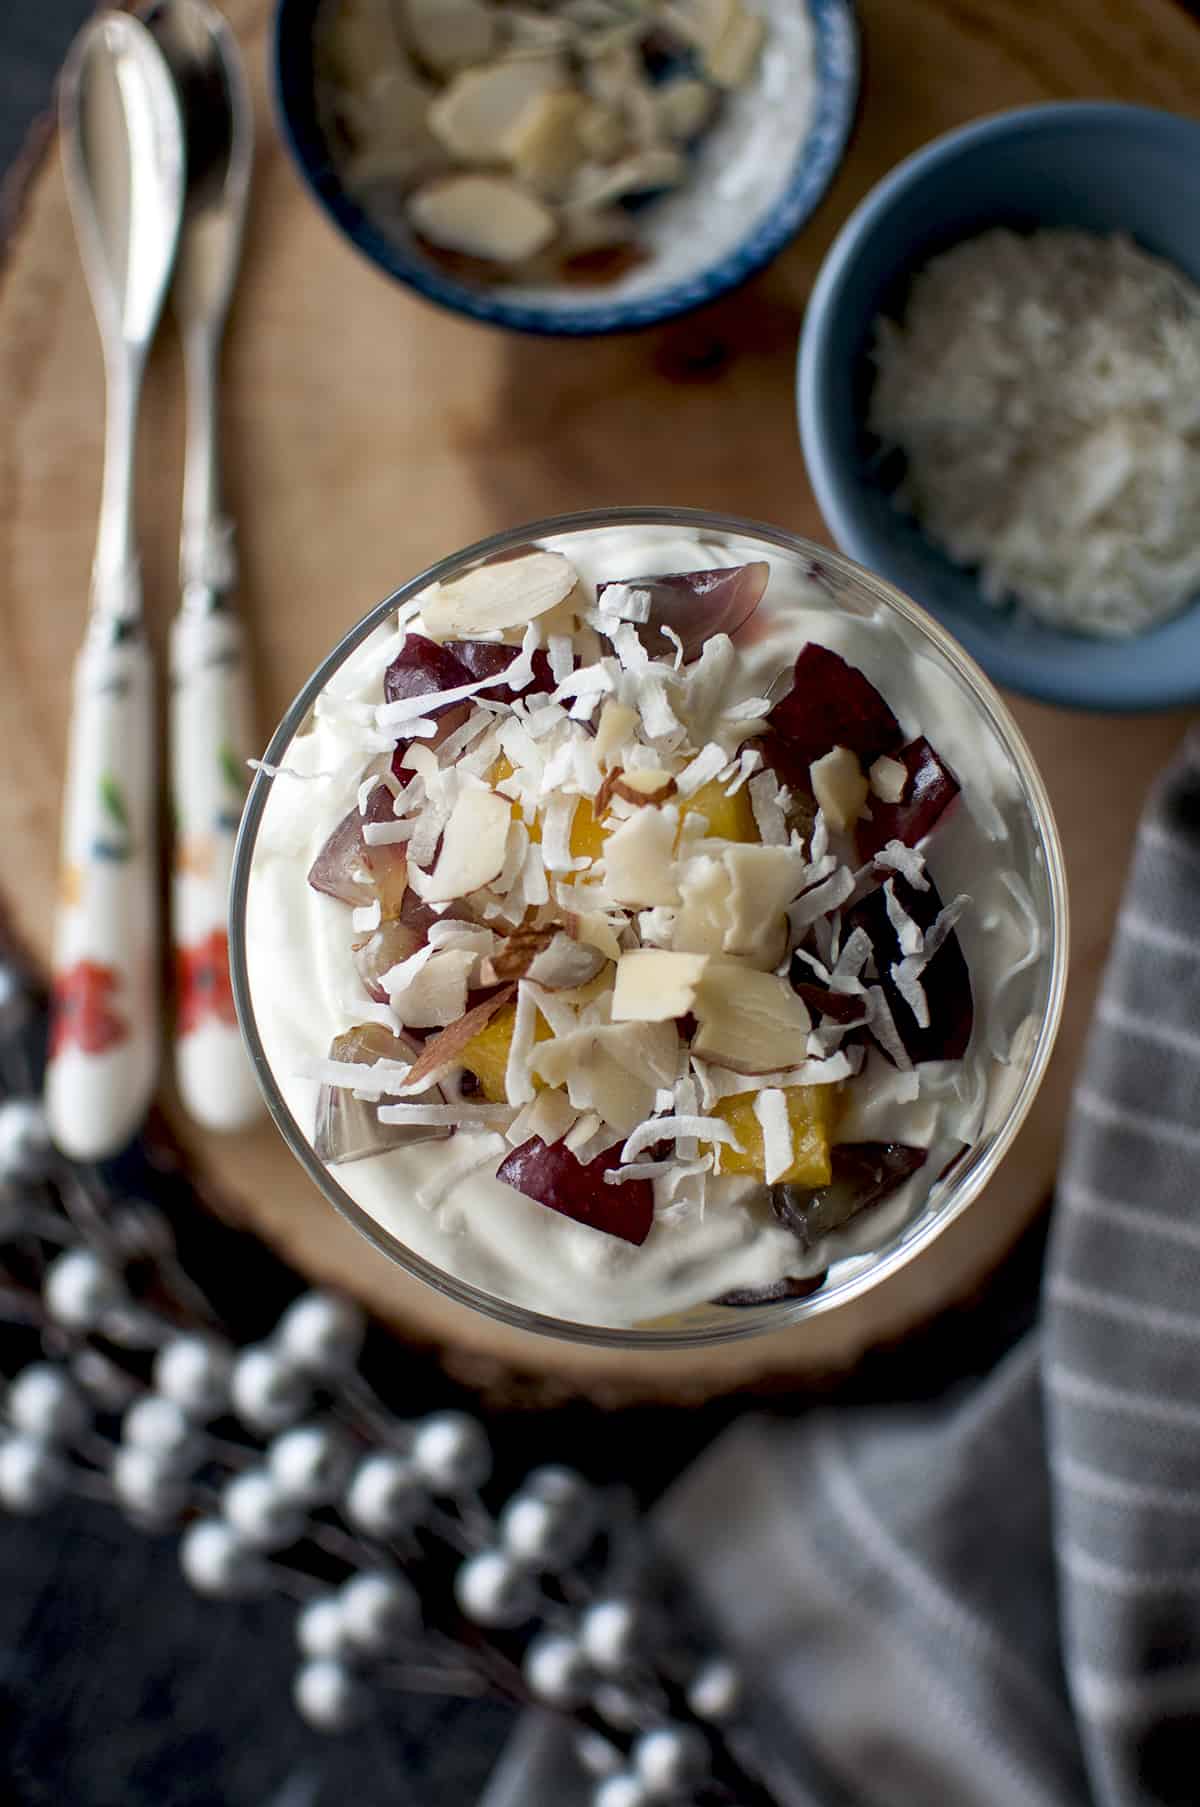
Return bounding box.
[230,508,1067,1349]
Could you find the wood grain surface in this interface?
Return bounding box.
[2,0,1197,1402]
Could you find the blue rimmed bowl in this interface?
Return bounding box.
[274,0,858,336]
[798,102,1200,712]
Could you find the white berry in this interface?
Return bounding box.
[593,1775,648,1807]
[295,1594,354,1662]
[523,1631,590,1708]
[0,1097,52,1180]
[0,1434,68,1513]
[499,1488,595,1571]
[268,1423,352,1506]
[293,1658,368,1733]
[338,1570,420,1654]
[179,1518,268,1598]
[686,1657,742,1722]
[230,1343,311,1434]
[111,1446,189,1526]
[222,1467,306,1551]
[580,1599,643,1673]
[343,1451,426,1537]
[632,1725,710,1797]
[277,1292,364,1379]
[121,1395,201,1471]
[411,1412,491,1495]
[43,1248,122,1331]
[7,1364,89,1442]
[153,1333,234,1420]
[453,1549,538,1628]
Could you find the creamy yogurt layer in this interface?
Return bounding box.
[245,527,1040,1330]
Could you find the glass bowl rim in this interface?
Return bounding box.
[229,505,1070,1350]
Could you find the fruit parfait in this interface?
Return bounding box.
[238,516,1065,1339]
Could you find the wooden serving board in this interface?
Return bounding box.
[2,0,1198,1403]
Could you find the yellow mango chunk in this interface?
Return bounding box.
[489,755,542,843]
[569,795,607,862]
[682,777,759,844]
[460,1001,553,1102]
[707,1084,835,1186]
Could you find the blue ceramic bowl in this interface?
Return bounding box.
[274,0,858,336]
[798,103,1200,711]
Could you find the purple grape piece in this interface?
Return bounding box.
[383,634,473,710]
[857,737,962,861]
[307,808,372,905]
[496,1137,653,1245]
[445,638,558,702]
[771,1142,928,1251]
[844,874,974,1065]
[766,644,903,775]
[789,978,869,1025]
[714,1272,828,1308]
[596,562,769,660]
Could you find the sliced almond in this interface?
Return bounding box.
[504,90,588,197]
[601,804,681,907]
[387,947,478,1028]
[409,173,557,265]
[671,854,731,958]
[612,769,678,806]
[400,984,516,1090]
[662,0,738,54]
[655,77,715,141]
[486,923,556,981]
[422,550,579,638]
[869,754,908,805]
[533,1018,678,1099]
[705,7,765,87]
[571,1053,656,1137]
[810,746,869,834]
[570,146,686,209]
[523,1085,580,1146]
[576,100,627,161]
[428,58,566,160]
[593,700,639,769]
[563,908,624,963]
[416,787,513,903]
[525,931,607,990]
[720,843,809,968]
[611,949,709,1022]
[692,961,812,1073]
[404,0,497,76]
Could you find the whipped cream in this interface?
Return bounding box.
[244,527,1042,1330]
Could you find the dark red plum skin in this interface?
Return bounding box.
[596,563,768,660]
[772,1143,928,1251]
[845,875,974,1065]
[766,644,903,776]
[496,1137,654,1246]
[857,737,961,860]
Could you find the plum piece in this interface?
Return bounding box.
[857,737,961,860]
[596,563,769,660]
[308,808,372,905]
[383,633,473,710]
[714,1272,828,1308]
[353,919,425,1002]
[789,978,869,1026]
[445,638,558,701]
[772,1142,928,1251]
[314,1024,449,1165]
[359,784,410,917]
[844,875,974,1065]
[766,644,902,776]
[496,1137,654,1245]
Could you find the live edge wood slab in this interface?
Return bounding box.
[1,0,1197,1402]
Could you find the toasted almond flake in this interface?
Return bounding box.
[594,699,639,768]
[869,754,908,804]
[421,551,578,640]
[416,787,513,903]
[719,843,809,967]
[692,961,811,1073]
[810,746,870,833]
[523,1087,580,1147]
[705,6,765,86]
[655,75,714,139]
[388,947,476,1028]
[560,1110,601,1156]
[602,803,680,906]
[410,167,559,265]
[571,145,686,208]
[428,57,565,159]
[612,769,677,806]
[396,984,517,1093]
[532,1019,678,1093]
[486,924,555,981]
[611,949,709,1022]
[524,932,606,990]
[405,0,496,72]
[753,1088,793,1184]
[564,909,623,962]
[503,87,588,196]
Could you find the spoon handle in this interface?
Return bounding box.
[45,617,160,1161]
[169,600,262,1131]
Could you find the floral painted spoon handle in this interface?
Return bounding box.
[46,16,184,1161]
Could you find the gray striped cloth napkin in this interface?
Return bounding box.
[484,725,1200,1807]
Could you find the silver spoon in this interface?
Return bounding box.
[47,15,185,1161]
[146,0,261,1133]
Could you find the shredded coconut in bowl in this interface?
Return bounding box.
[868,228,1200,637]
